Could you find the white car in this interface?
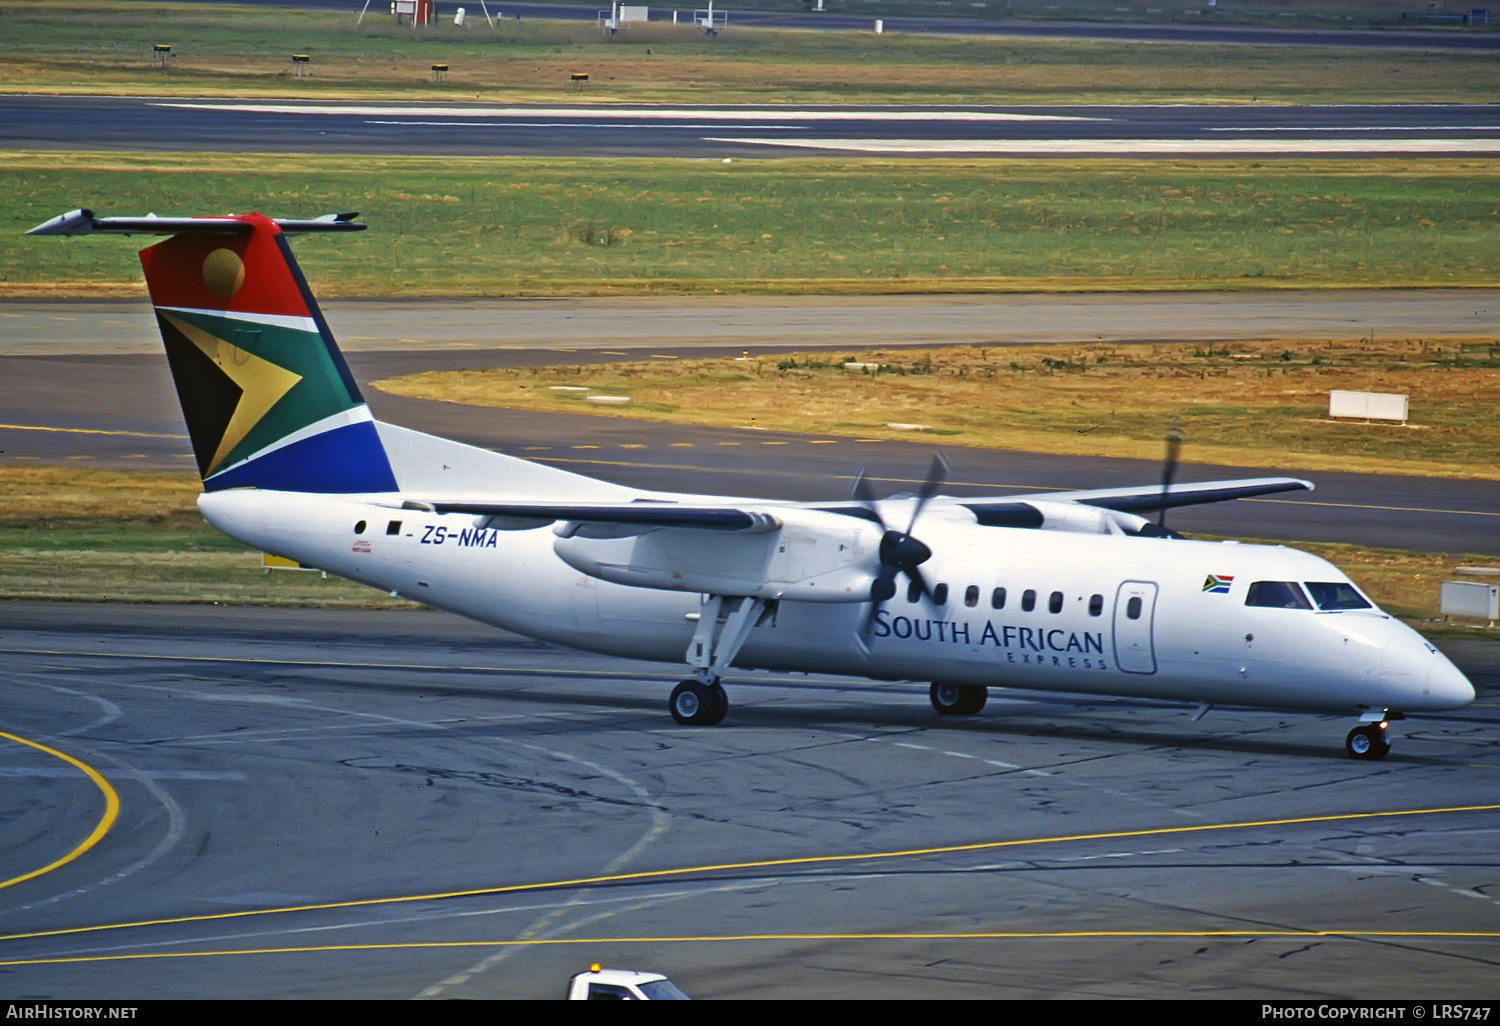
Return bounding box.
[565,965,692,1000]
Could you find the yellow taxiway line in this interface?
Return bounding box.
[0,731,119,891]
[1,802,1496,958]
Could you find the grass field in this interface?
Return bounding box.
[2,2,1497,105]
[9,153,1500,297]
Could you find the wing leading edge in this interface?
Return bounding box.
[407,476,1312,533]
[968,476,1313,517]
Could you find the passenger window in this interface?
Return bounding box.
[1088,593,1103,617]
[1048,591,1063,614]
[1305,581,1373,611]
[1021,589,1036,612]
[1126,596,1142,620]
[933,583,949,606]
[386,520,402,535]
[964,585,979,608]
[907,579,922,603]
[1245,581,1313,610]
[992,587,1007,609]
[354,520,367,534]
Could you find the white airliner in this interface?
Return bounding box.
[27,208,1475,759]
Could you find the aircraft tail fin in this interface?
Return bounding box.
[29,209,397,493]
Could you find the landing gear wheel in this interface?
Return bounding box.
[931,682,988,716]
[670,679,728,727]
[1345,724,1390,761]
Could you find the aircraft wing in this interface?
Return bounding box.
[416,476,1311,532]
[420,500,783,532]
[990,476,1313,514]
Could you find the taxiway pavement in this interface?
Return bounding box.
[1,602,1496,999]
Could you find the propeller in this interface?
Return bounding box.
[1133,424,1187,539]
[1158,423,1184,531]
[853,452,949,647]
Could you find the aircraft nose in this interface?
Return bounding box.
[1426,653,1476,709]
[1376,623,1476,711]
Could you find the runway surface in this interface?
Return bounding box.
[4,292,1498,555]
[1,602,1496,999]
[7,96,1500,158]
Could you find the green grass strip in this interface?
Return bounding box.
[9,153,1500,297]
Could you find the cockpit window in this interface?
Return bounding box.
[1304,581,1373,611]
[1244,581,1313,610]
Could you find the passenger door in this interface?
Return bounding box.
[1113,580,1159,674]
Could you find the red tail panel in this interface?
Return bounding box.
[138,213,312,317]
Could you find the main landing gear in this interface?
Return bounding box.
[669,678,729,727]
[668,595,771,727]
[930,682,988,716]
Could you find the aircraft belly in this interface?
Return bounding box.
[403,528,694,660]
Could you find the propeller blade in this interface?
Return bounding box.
[858,564,900,652]
[905,563,931,603]
[850,464,876,507]
[903,451,950,535]
[1158,425,1184,530]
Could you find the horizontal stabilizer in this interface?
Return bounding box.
[26,209,366,237]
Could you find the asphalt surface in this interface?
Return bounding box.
[7,95,1500,157]
[1,602,1496,999]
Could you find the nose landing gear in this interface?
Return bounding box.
[930,682,988,716]
[1345,719,1391,760]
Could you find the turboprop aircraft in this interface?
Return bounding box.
[27,208,1475,759]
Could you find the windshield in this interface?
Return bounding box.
[1304,581,1373,611]
[1244,581,1313,610]
[637,979,691,1000]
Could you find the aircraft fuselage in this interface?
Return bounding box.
[201,489,1473,718]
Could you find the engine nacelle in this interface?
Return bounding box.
[553,507,879,601]
[1021,500,1155,536]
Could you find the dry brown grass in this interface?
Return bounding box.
[376,336,1500,479]
[0,466,202,524]
[0,466,411,606]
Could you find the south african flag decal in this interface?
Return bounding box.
[1203,574,1234,594]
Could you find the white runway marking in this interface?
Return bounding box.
[365,119,809,131]
[704,136,1500,155]
[1208,125,1500,133]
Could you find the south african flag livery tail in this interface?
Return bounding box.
[29,208,396,494]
